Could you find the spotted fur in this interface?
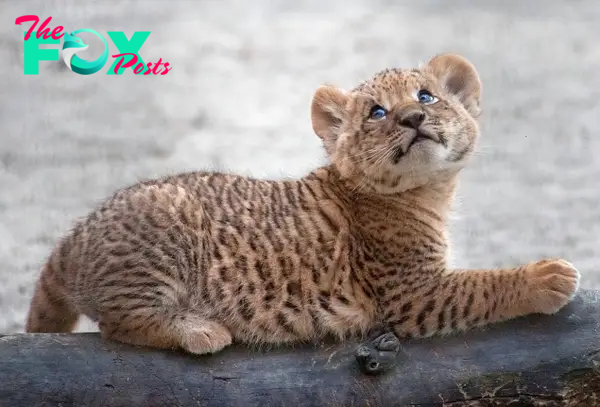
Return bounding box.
[26,54,580,354]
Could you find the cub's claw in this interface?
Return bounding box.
[355,332,403,375]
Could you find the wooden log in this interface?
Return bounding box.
[1,290,599,407]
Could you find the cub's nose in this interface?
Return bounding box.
[398,107,426,129]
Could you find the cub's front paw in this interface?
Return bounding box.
[355,332,403,375]
[526,258,580,315]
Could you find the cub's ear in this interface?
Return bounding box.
[310,85,349,152]
[425,53,482,117]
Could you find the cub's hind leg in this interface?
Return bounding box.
[98,305,233,355]
[93,268,232,354]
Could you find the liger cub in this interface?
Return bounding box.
[26,53,580,374]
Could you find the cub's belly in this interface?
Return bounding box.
[201,267,375,344]
[200,220,375,343]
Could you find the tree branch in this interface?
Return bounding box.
[1,290,599,406]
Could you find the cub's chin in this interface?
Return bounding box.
[395,144,450,172]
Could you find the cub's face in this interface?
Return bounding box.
[311,54,482,193]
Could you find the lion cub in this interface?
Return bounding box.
[26,54,579,361]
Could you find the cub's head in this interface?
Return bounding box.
[311,53,481,194]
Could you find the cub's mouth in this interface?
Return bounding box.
[409,129,439,148]
[391,128,442,163]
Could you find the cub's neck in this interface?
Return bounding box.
[311,164,458,240]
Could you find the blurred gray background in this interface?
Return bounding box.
[0,0,598,333]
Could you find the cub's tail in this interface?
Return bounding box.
[25,242,79,333]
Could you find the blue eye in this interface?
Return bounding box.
[417,90,438,105]
[369,105,387,121]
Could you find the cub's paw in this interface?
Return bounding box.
[526,258,580,315]
[180,320,233,355]
[355,332,403,375]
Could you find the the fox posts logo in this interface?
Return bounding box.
[16,15,172,75]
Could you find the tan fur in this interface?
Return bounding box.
[25,54,580,354]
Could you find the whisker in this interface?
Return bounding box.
[349,146,388,160]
